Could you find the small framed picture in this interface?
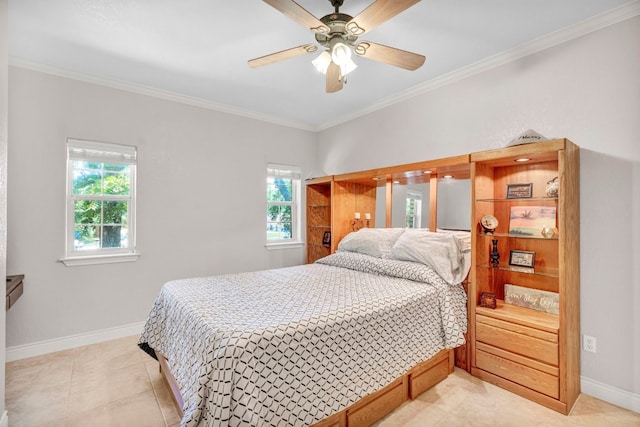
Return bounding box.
[506,183,533,199]
[509,250,536,268]
[322,231,331,247]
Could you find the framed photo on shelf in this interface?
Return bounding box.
[506,183,533,199]
[509,250,536,268]
[322,231,331,247]
[509,205,557,236]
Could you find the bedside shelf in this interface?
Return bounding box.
[478,233,558,241]
[476,197,558,203]
[476,263,559,278]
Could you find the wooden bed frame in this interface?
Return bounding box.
[157,348,455,427]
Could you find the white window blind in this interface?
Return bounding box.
[67,138,137,164]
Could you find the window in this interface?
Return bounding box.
[406,190,422,228]
[266,163,301,245]
[61,138,138,266]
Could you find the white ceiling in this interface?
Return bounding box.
[8,0,637,130]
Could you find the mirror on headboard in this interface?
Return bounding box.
[388,177,470,231]
[436,178,471,231]
[391,181,430,228]
[332,154,470,235]
[374,184,386,228]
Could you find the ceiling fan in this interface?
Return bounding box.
[248,0,426,93]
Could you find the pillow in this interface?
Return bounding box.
[437,229,471,253]
[337,228,405,258]
[388,229,465,285]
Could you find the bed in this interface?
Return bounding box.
[139,228,470,427]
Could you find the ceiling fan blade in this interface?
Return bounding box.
[354,41,425,70]
[248,44,318,68]
[326,62,343,93]
[346,0,421,36]
[263,0,330,34]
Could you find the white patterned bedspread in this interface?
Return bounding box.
[138,252,467,427]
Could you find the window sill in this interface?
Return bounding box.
[265,242,304,251]
[59,252,141,267]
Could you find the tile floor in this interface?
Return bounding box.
[6,335,640,427]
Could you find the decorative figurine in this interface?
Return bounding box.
[541,225,555,238]
[490,239,500,266]
[546,176,559,197]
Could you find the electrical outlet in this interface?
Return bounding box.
[583,335,597,353]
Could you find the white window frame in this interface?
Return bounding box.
[60,138,140,266]
[406,189,423,228]
[266,163,302,249]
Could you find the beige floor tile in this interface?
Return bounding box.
[6,385,69,427]
[63,390,166,427]
[566,393,640,426]
[6,350,73,427]
[374,399,448,427]
[67,359,153,416]
[72,335,146,371]
[6,336,640,427]
[6,350,74,392]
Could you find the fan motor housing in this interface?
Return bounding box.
[315,13,358,46]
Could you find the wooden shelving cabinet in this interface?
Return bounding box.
[469,139,580,414]
[306,176,334,264]
[306,175,378,264]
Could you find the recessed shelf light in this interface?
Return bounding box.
[442,175,454,179]
[515,158,531,162]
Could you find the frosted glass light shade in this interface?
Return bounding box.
[312,51,357,76]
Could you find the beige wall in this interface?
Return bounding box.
[318,15,640,406]
[6,68,316,350]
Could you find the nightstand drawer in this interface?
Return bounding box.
[476,316,558,366]
[477,349,559,399]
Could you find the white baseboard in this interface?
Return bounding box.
[581,376,640,414]
[0,410,8,427]
[5,321,146,362]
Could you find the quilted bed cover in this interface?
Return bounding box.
[138,252,467,427]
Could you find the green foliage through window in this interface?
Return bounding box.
[267,177,293,240]
[266,163,301,242]
[72,161,130,250]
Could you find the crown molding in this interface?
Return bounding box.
[316,0,640,131]
[8,57,316,132]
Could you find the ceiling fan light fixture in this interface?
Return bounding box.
[312,51,332,74]
[312,50,357,76]
[252,0,425,92]
[329,38,357,77]
[338,57,357,78]
[330,40,351,66]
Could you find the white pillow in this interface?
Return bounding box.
[436,229,471,253]
[388,229,465,285]
[337,228,405,258]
